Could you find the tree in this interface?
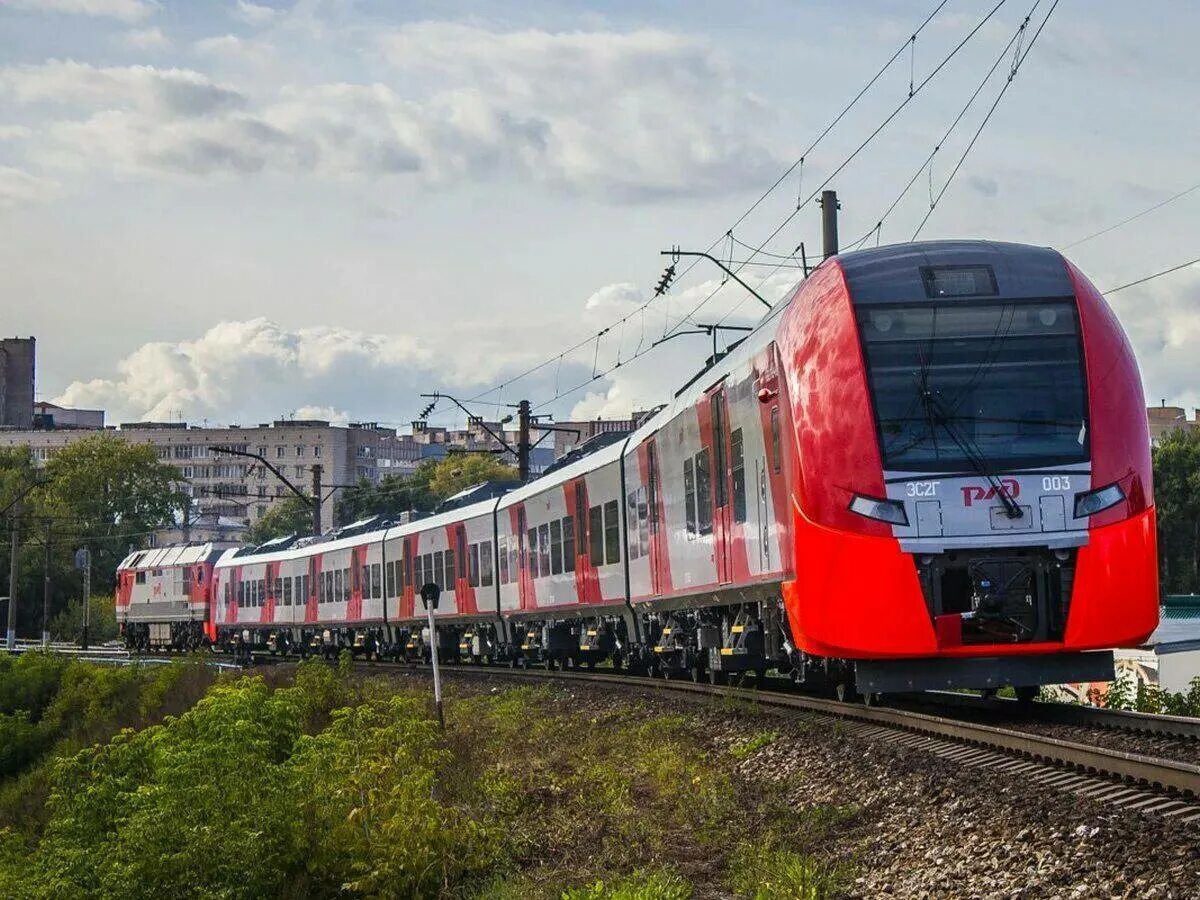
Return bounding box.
[4,435,185,638]
[426,454,518,500]
[334,466,438,526]
[245,495,314,546]
[35,434,186,582]
[1153,429,1200,593]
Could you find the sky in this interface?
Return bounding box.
[1,0,1198,431]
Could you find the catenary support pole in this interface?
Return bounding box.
[81,546,91,651]
[6,509,18,651]
[517,400,531,483]
[821,189,840,259]
[311,463,323,536]
[42,520,51,648]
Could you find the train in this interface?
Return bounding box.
[116,240,1159,697]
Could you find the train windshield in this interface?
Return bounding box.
[857,300,1089,472]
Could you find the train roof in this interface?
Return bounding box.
[117,542,232,570]
[836,239,1069,305]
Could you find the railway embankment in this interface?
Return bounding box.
[3,653,1197,897]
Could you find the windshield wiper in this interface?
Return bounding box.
[919,388,1024,519]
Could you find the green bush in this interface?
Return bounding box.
[0,652,69,720]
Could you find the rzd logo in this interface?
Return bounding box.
[961,479,1020,507]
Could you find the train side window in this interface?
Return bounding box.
[422,553,432,588]
[588,505,604,566]
[384,561,394,598]
[445,548,456,588]
[526,528,537,577]
[283,578,291,606]
[509,540,519,585]
[562,516,576,572]
[275,577,283,601]
[550,519,562,574]
[695,450,713,535]
[469,543,480,587]
[303,574,309,602]
[770,406,781,475]
[684,458,697,537]
[480,542,493,587]
[433,550,444,589]
[731,428,747,524]
[603,500,620,565]
[372,563,381,599]
[237,582,244,607]
[626,490,640,560]
[259,580,266,605]
[135,571,146,584]
[331,570,340,603]
[538,523,551,578]
[496,537,507,585]
[224,583,231,604]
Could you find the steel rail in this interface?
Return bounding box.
[910,689,1200,740]
[401,664,1200,799]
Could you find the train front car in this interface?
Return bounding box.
[776,241,1158,695]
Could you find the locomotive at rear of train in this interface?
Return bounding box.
[116,241,1158,695]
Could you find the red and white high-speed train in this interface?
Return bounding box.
[116,241,1158,695]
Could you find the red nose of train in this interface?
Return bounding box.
[772,241,1157,666]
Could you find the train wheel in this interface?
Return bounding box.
[690,662,704,683]
[1015,685,1039,704]
[545,657,556,672]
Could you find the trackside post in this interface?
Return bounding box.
[420,582,444,729]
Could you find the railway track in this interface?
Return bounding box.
[12,643,1200,820]
[374,662,1200,823]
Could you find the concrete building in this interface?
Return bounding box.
[32,401,105,430]
[1148,404,1198,444]
[0,337,35,428]
[0,418,423,532]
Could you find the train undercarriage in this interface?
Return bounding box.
[142,586,1112,702]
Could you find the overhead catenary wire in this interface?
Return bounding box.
[531,1,1016,413]
[1103,255,1200,295]
[451,0,957,414]
[664,0,1011,340]
[848,2,1039,248]
[911,0,1060,239]
[1064,181,1200,250]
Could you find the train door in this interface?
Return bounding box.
[646,439,664,596]
[707,386,734,584]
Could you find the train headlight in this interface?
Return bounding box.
[1073,482,1125,518]
[848,494,909,527]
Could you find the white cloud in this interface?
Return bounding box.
[4,0,156,22]
[291,405,349,425]
[53,317,434,423]
[194,33,274,66]
[1106,268,1200,413]
[0,60,243,114]
[0,23,781,200]
[0,166,60,209]
[125,26,170,50]
[231,1,279,26]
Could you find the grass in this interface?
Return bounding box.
[0,660,852,898]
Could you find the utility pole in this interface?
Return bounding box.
[517,400,531,483]
[75,546,91,651]
[42,520,51,648]
[820,189,840,259]
[6,508,18,651]
[311,464,323,536]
